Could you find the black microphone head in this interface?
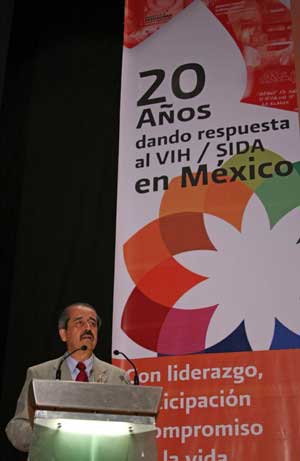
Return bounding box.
[80,345,88,351]
[113,350,119,355]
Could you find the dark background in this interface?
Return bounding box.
[0,1,125,458]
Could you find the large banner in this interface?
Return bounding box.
[113,1,300,460]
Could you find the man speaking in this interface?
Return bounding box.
[6,302,128,453]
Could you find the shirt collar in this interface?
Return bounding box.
[66,354,94,375]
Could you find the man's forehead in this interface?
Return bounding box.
[69,306,97,319]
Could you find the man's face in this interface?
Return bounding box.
[59,305,98,354]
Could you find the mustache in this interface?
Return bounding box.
[80,330,94,340]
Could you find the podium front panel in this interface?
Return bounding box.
[29,410,157,461]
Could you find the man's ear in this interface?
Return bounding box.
[59,328,67,342]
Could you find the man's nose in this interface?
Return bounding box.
[82,320,94,328]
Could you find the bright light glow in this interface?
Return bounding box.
[53,419,133,436]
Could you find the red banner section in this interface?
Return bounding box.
[207,0,296,111]
[114,350,300,461]
[124,0,296,111]
[124,0,193,48]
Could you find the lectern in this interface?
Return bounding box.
[28,379,162,461]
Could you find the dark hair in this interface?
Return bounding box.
[58,302,102,330]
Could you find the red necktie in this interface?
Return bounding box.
[76,362,89,382]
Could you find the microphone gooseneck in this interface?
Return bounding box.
[113,349,139,385]
[56,345,88,380]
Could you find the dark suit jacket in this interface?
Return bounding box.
[6,355,128,452]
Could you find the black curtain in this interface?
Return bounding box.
[0,2,124,459]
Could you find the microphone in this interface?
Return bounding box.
[56,345,88,380]
[113,350,139,385]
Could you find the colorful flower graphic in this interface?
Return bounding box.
[122,151,300,355]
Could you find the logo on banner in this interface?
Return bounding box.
[122,152,300,355]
